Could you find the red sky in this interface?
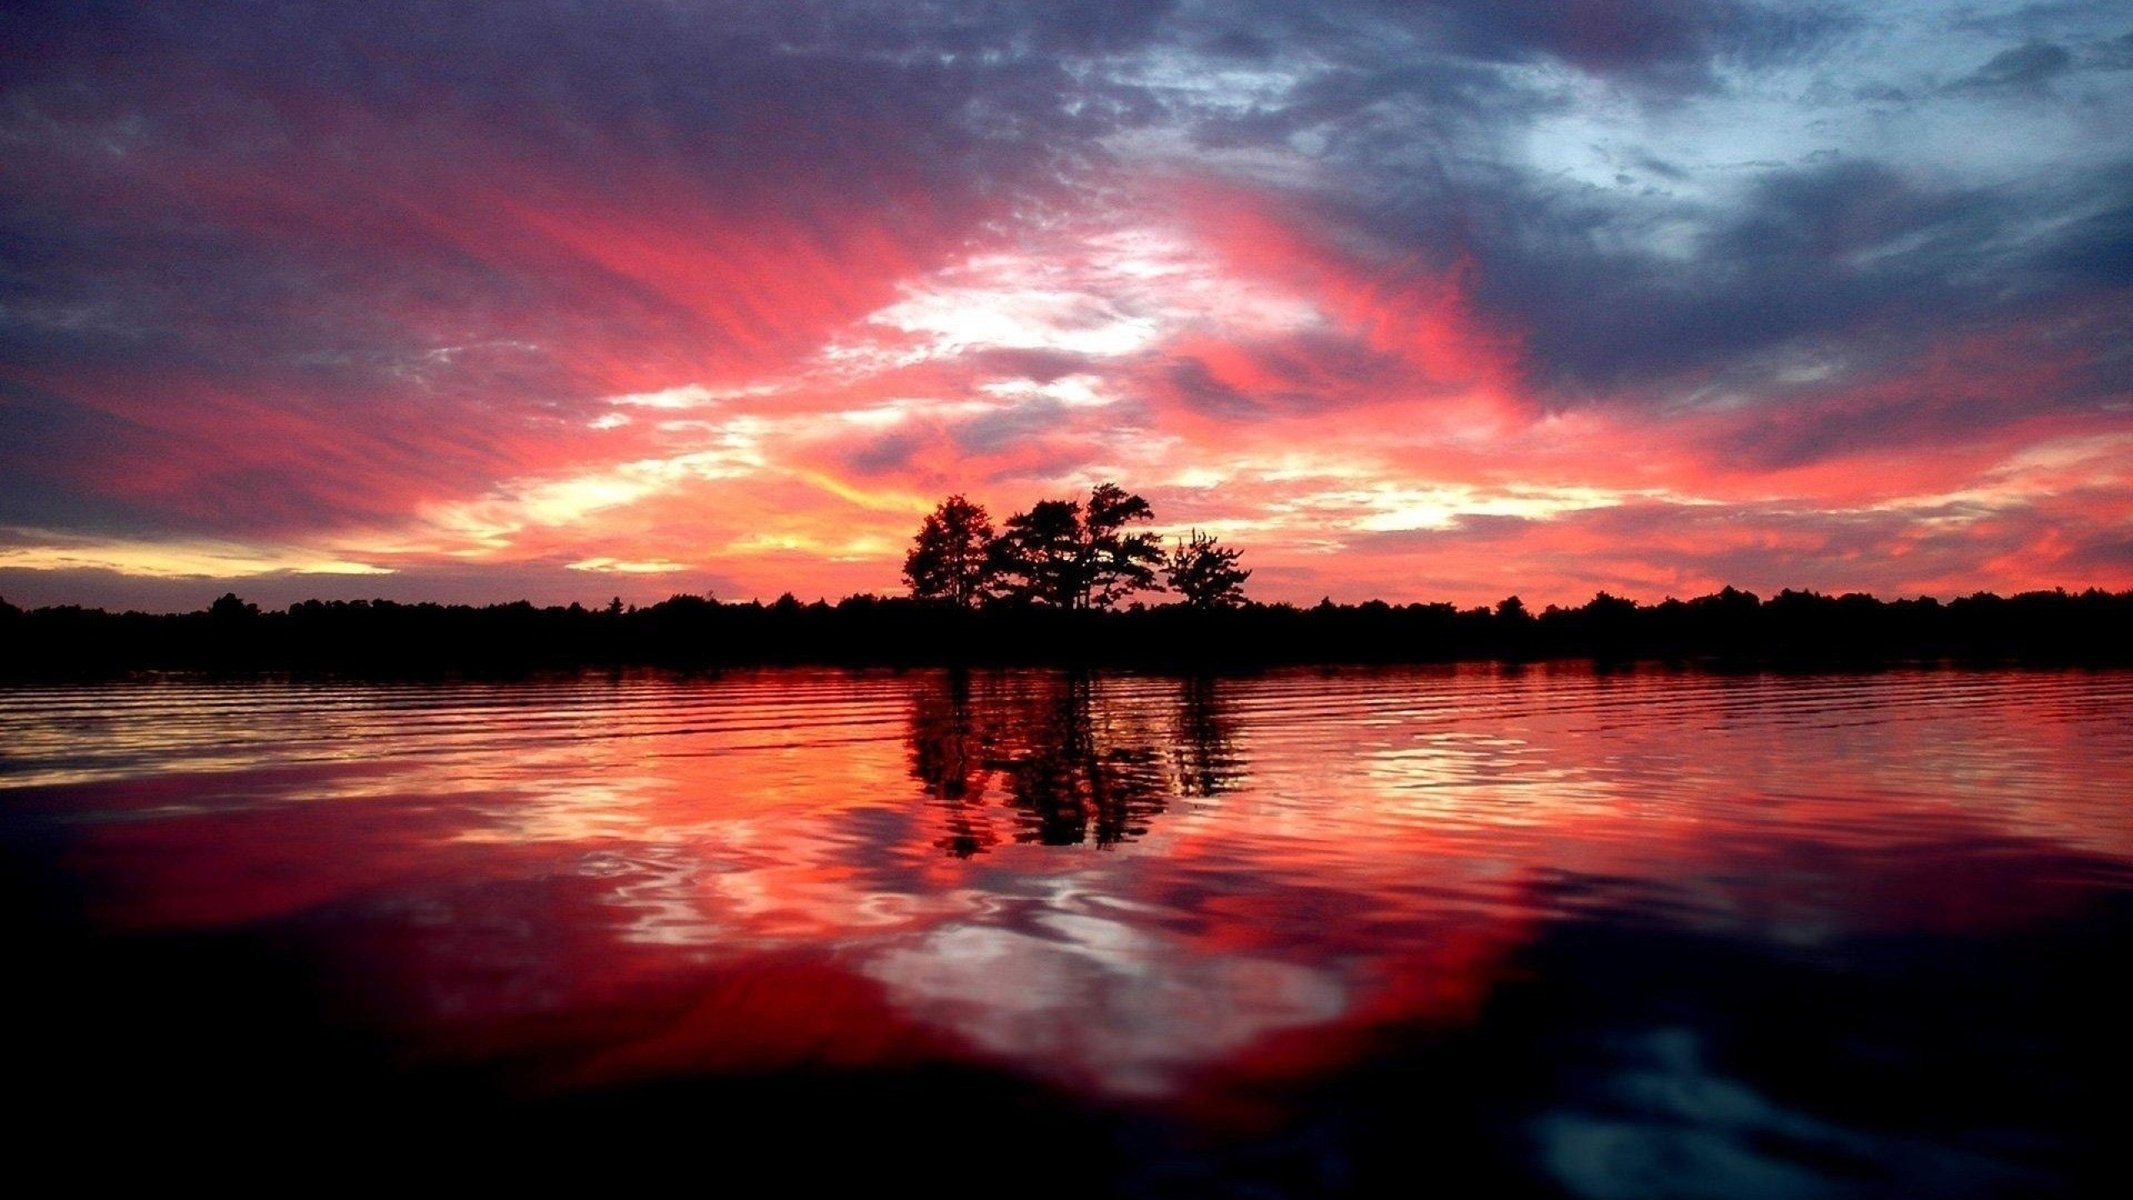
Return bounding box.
[3,1,2130,610]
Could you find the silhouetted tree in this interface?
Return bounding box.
[1165,529,1251,609]
[903,494,995,607]
[1081,483,1164,609]
[988,484,1163,610]
[989,498,1085,606]
[209,592,259,622]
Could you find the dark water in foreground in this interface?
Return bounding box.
[3,666,2129,1195]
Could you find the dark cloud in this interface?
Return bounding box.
[2036,195,2133,286]
[1354,514,1539,551]
[1950,40,2075,91]
[1438,151,2133,438]
[1398,0,1843,85]
[1710,160,1993,263]
[1173,1,1846,100]
[0,381,154,535]
[1162,358,1264,418]
[2065,531,2133,572]
[1141,328,1466,424]
[949,399,1078,456]
[841,429,928,477]
[1168,0,1853,166]
[1950,3,2124,40]
[962,348,1102,383]
[2096,30,2133,70]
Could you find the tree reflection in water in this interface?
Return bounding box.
[1173,674,1243,802]
[906,671,1245,853]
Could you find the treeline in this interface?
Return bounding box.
[2,585,2130,677]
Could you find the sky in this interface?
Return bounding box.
[2,1,2130,611]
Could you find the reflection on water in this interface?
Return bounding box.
[908,672,1244,853]
[3,665,2130,1194]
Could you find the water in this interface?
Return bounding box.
[3,665,2129,1195]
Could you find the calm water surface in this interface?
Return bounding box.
[4,665,2130,1195]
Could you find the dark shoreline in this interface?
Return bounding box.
[5,586,2131,678]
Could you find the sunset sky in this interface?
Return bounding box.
[3,1,2129,610]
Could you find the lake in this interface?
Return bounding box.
[4,665,2128,1195]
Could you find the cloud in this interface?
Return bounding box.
[1409,0,1844,85]
[1,1,2129,607]
[1950,40,2076,91]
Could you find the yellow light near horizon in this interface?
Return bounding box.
[0,537,393,579]
[566,558,690,574]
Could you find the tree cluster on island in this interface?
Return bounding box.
[903,485,1250,611]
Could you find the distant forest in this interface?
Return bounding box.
[3,584,2130,676]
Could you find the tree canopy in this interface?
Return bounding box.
[1081,483,1164,609]
[903,494,995,608]
[990,498,1086,607]
[912,483,1193,610]
[1166,529,1251,610]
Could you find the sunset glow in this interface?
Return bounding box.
[4,2,2129,609]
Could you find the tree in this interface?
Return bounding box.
[1165,529,1250,610]
[987,483,1166,610]
[903,494,996,607]
[209,592,259,622]
[989,498,1084,606]
[1081,483,1164,609]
